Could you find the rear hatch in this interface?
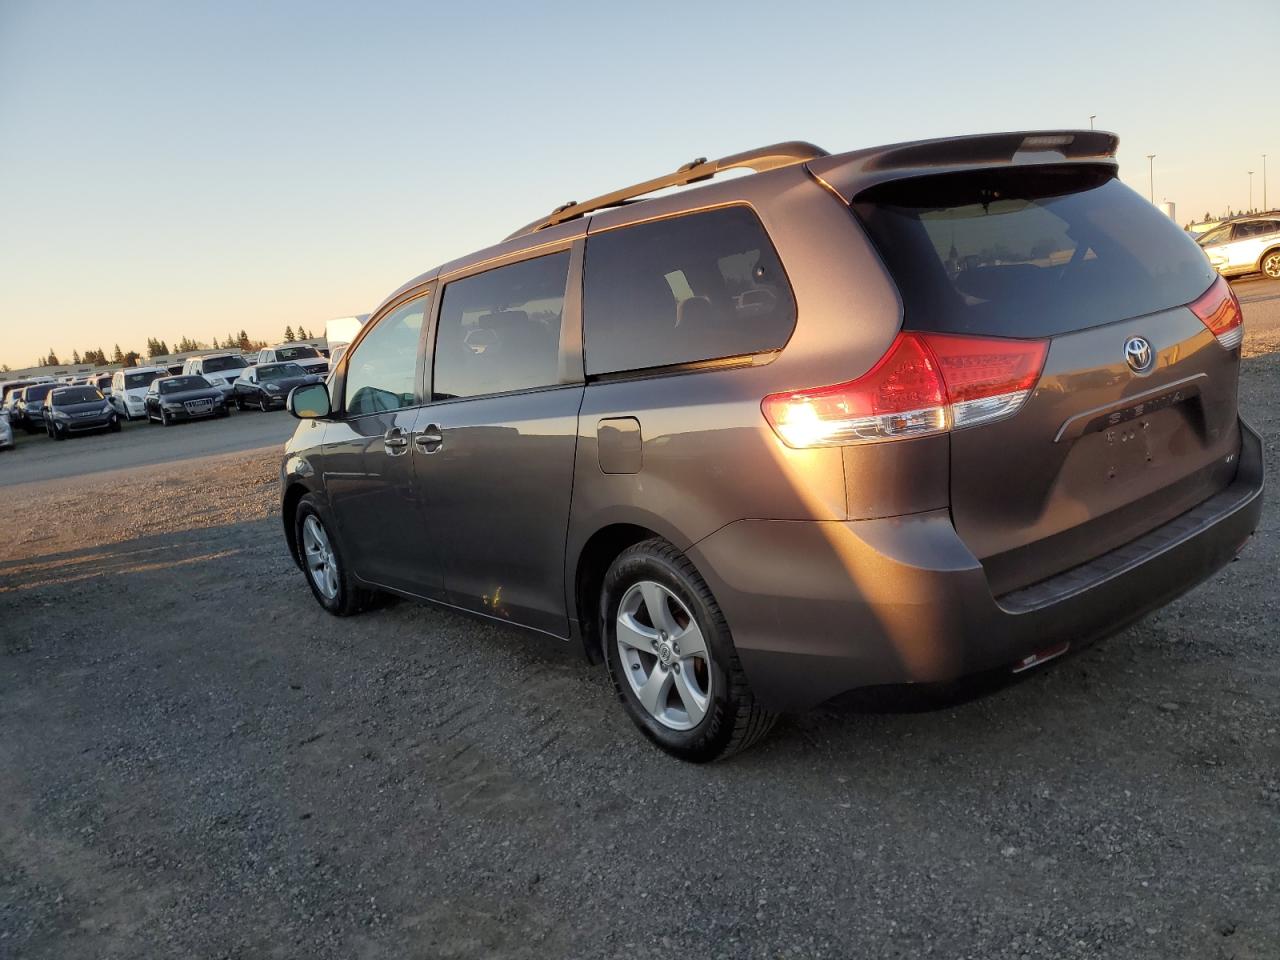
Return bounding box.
[853,165,1243,595]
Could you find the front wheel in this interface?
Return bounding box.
[160,408,172,427]
[294,494,375,616]
[1262,249,1280,280]
[109,418,122,433]
[602,539,775,762]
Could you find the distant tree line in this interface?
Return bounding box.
[19,324,318,371]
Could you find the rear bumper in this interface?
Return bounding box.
[689,418,1265,712]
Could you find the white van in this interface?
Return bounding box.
[182,352,251,398]
[109,366,168,420]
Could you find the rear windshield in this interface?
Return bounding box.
[259,363,306,380]
[273,346,319,361]
[852,166,1215,338]
[51,387,102,404]
[160,377,209,393]
[125,371,159,389]
[25,384,54,401]
[202,355,247,372]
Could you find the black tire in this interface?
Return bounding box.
[601,538,776,762]
[109,418,122,433]
[235,395,245,411]
[216,404,229,418]
[293,494,376,616]
[161,408,172,427]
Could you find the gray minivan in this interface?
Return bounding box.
[280,131,1263,761]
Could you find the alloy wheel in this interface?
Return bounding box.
[302,514,339,600]
[1264,251,1280,279]
[615,580,712,731]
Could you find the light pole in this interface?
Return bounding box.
[1089,115,1096,130]
[1146,154,1156,204]
[1264,154,1269,211]
[1248,171,1254,211]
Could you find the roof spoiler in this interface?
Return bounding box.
[809,130,1120,202]
[506,141,828,240]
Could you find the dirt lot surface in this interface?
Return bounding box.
[2,295,1277,959]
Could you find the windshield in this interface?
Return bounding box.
[160,376,210,393]
[51,387,103,405]
[852,166,1215,338]
[274,346,319,361]
[1197,225,1232,246]
[125,372,159,389]
[202,355,248,373]
[258,362,307,381]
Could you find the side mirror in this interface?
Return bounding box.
[288,382,331,420]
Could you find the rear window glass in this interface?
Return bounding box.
[161,377,209,393]
[25,384,54,400]
[583,206,796,375]
[274,346,319,361]
[52,387,102,404]
[202,355,247,372]
[852,167,1215,338]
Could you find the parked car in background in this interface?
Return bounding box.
[280,132,1262,761]
[15,383,57,434]
[182,353,251,399]
[1197,216,1280,279]
[256,344,329,377]
[1,377,53,412]
[43,385,121,440]
[231,362,320,411]
[145,375,230,425]
[109,366,168,420]
[90,373,114,397]
[163,363,184,376]
[0,409,13,450]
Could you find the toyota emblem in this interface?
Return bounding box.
[1124,336,1154,374]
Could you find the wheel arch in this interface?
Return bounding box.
[1258,244,1280,275]
[281,481,311,568]
[572,522,666,664]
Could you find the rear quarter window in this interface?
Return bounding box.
[582,206,796,375]
[852,166,1215,338]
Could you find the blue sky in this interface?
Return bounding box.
[1,0,1274,368]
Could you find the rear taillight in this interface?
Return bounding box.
[1189,275,1243,350]
[762,332,1048,448]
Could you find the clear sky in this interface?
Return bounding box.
[1,0,1275,369]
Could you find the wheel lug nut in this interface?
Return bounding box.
[673,643,680,654]
[673,663,681,673]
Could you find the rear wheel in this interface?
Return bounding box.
[602,539,776,761]
[294,494,375,616]
[1262,248,1280,280]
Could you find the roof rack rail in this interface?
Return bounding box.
[506,141,827,240]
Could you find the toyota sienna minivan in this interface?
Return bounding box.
[280,131,1264,761]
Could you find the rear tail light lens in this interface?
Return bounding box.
[1189,275,1243,350]
[762,332,1048,448]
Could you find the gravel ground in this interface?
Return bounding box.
[1,314,1277,959]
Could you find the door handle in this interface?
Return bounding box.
[414,424,444,454]
[383,428,409,455]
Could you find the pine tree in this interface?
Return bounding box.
[47,348,61,365]
[72,350,82,364]
[238,330,250,351]
[113,344,124,363]
[284,326,296,342]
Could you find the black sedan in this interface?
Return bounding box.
[231,362,322,411]
[144,376,230,426]
[44,386,122,440]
